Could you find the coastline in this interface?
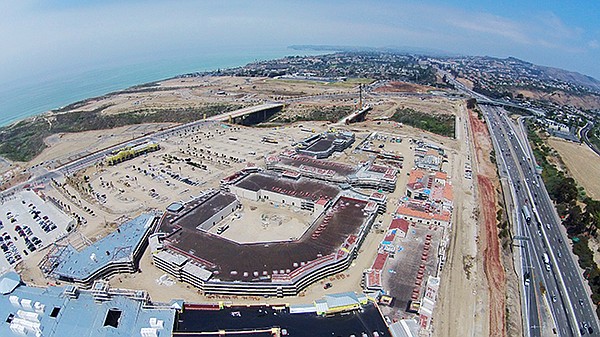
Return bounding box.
[0,47,326,128]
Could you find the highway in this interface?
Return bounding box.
[442,69,599,336]
[482,104,599,336]
[580,121,600,157]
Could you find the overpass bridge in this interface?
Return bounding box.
[477,100,545,116]
[208,103,284,125]
[337,106,372,125]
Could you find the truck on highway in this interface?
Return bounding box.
[522,205,532,224]
[543,253,551,271]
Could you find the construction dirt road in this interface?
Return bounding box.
[469,108,506,337]
[433,103,488,337]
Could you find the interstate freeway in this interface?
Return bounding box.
[482,104,599,336]
[442,68,599,335]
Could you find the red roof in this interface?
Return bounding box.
[316,197,329,205]
[396,206,451,222]
[372,252,389,270]
[390,218,410,232]
[365,269,383,289]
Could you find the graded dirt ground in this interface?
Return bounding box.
[547,138,600,199]
[4,75,491,337]
[31,123,175,168]
[431,102,488,337]
[374,81,437,93]
[468,108,506,337]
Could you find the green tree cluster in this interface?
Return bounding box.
[527,121,600,316]
[0,104,239,162]
[390,108,455,138]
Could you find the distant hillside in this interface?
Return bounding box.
[539,64,600,92]
[436,55,600,110]
[504,56,600,92]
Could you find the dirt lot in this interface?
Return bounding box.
[547,137,600,270]
[432,102,487,337]
[213,200,314,243]
[547,138,600,199]
[31,123,175,169]
[468,108,506,337]
[67,76,358,117]
[374,81,437,93]
[368,96,464,119]
[3,74,494,337]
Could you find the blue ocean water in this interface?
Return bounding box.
[0,47,320,127]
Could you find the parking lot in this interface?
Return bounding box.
[0,190,73,273]
[83,122,335,216]
[379,220,444,318]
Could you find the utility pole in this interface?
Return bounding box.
[358,84,363,110]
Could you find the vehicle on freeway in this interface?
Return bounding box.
[542,253,551,271]
[542,253,549,264]
[583,322,593,335]
[522,205,532,223]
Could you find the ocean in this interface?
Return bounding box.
[0,46,322,127]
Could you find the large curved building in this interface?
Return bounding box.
[151,173,382,297]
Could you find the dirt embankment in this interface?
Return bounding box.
[0,169,30,192]
[469,108,507,337]
[515,89,600,110]
[374,81,437,93]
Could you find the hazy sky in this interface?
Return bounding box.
[1,0,599,82]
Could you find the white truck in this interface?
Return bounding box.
[542,253,551,272]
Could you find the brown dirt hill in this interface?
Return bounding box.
[514,89,600,110]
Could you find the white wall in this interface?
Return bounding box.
[197,199,240,231]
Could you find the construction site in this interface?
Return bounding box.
[0,75,471,337]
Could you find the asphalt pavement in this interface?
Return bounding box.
[482,104,598,337]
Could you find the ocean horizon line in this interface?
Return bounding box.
[0,47,327,128]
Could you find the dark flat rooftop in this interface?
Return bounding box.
[306,137,336,152]
[161,196,369,282]
[176,302,390,337]
[160,192,237,233]
[234,172,340,202]
[279,156,358,176]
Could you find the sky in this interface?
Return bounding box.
[0,0,599,83]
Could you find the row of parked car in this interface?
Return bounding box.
[26,202,58,233]
[1,203,51,266]
[15,224,43,254]
[0,232,22,265]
